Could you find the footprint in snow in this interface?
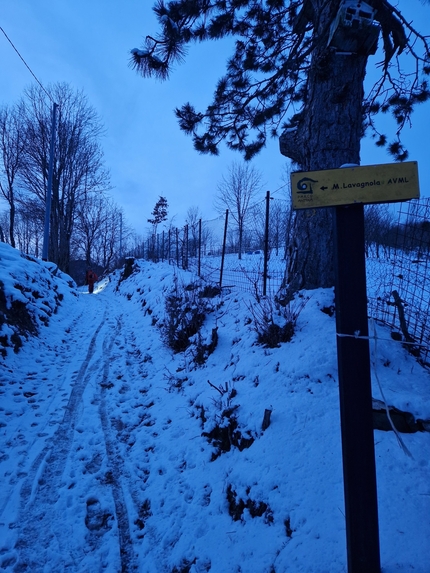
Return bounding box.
[85,497,113,533]
[84,452,104,475]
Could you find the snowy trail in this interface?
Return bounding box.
[98,314,138,573]
[1,290,143,572]
[1,255,429,573]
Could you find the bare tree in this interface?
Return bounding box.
[199,220,214,257]
[270,199,289,257]
[73,191,111,266]
[364,204,393,258]
[0,105,27,248]
[214,162,263,259]
[18,83,111,272]
[91,199,125,272]
[0,210,8,243]
[186,205,203,257]
[14,198,45,257]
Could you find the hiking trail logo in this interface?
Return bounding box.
[297,177,318,195]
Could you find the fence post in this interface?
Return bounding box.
[156,233,160,262]
[263,190,270,296]
[183,224,189,270]
[176,228,179,267]
[220,209,229,288]
[198,218,202,277]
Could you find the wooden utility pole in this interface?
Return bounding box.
[198,218,202,277]
[42,102,58,261]
[263,190,270,296]
[220,209,228,288]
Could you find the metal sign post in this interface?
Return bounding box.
[334,202,381,573]
[289,161,420,573]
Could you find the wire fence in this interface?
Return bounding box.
[141,196,430,366]
[142,194,290,296]
[367,198,430,367]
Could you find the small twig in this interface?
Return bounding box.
[207,380,225,396]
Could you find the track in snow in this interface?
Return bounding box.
[2,302,140,572]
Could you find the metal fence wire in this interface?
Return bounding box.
[367,198,430,367]
[142,195,291,296]
[142,196,430,367]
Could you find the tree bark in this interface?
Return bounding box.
[9,201,16,248]
[280,2,369,292]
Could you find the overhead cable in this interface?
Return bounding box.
[0,25,55,104]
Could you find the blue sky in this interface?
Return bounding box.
[1,0,429,234]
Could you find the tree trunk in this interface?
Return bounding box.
[9,201,16,248]
[49,179,60,267]
[238,222,243,260]
[280,2,369,292]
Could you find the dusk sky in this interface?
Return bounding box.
[1,0,429,235]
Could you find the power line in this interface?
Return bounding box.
[271,182,289,197]
[0,25,55,104]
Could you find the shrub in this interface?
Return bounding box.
[193,327,218,365]
[201,382,254,460]
[160,276,219,354]
[226,484,273,523]
[0,280,37,357]
[199,284,221,298]
[248,293,309,348]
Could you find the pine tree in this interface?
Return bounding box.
[148,195,168,234]
[131,1,430,290]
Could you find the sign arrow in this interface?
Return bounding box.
[320,186,328,190]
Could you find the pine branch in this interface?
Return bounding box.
[133,0,430,159]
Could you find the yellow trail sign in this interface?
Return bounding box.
[291,161,420,209]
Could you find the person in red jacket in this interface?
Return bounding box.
[85,269,98,294]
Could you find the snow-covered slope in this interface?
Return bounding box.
[0,243,77,356]
[0,244,429,573]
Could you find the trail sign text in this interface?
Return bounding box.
[291,161,419,209]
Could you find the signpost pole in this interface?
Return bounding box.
[333,203,381,573]
[289,159,419,573]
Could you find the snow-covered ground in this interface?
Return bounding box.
[0,242,429,573]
